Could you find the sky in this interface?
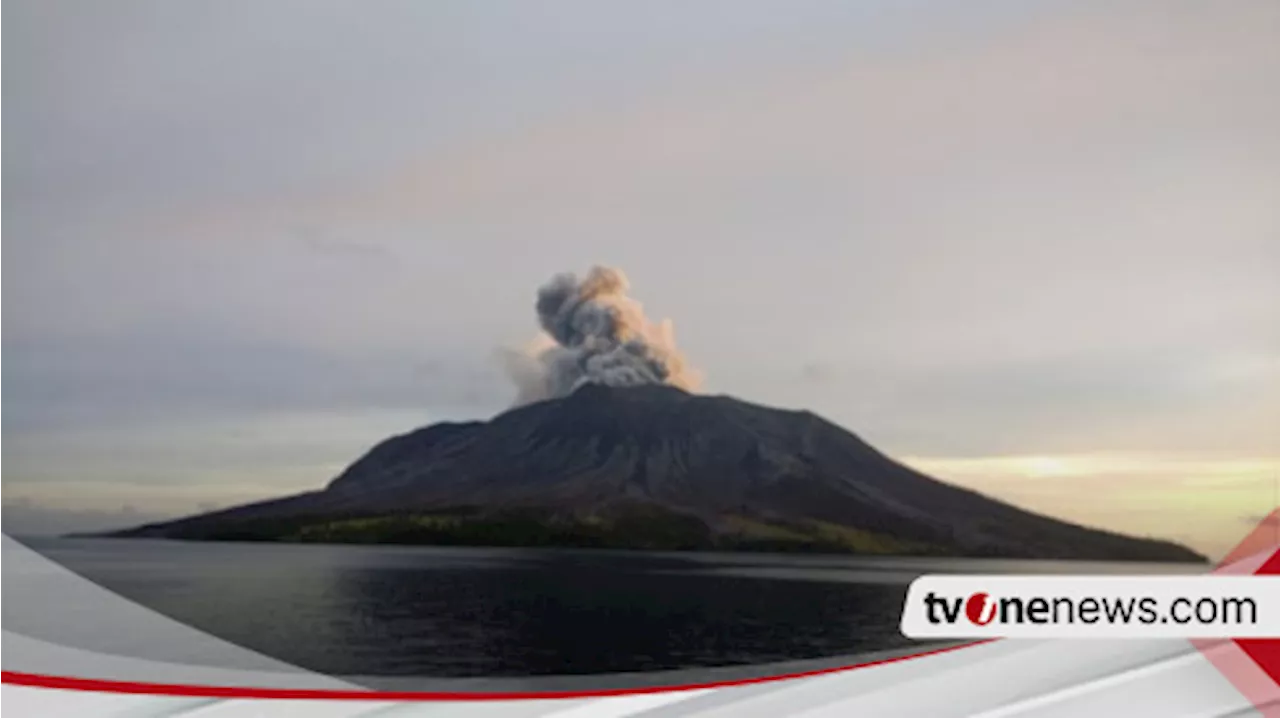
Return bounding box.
[3,0,1278,558]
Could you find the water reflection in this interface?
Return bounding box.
[27,539,1198,678]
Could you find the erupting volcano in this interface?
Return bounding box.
[112,267,1203,562]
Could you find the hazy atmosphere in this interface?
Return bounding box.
[4,0,1277,559]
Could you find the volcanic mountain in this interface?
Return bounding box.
[114,385,1203,562]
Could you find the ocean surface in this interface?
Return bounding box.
[19,538,1203,678]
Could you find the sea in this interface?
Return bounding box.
[14,537,1205,678]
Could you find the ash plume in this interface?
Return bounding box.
[502,266,699,405]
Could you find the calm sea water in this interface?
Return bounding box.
[22,538,1201,678]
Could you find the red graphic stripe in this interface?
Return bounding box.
[1194,526,1280,716]
[1,640,990,701]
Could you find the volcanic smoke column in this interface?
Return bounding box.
[503,266,699,405]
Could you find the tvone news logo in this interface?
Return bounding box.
[921,590,1258,627]
[901,575,1275,639]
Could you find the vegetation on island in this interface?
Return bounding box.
[139,505,951,555]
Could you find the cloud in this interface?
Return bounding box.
[902,453,1279,560]
[2,498,173,537]
[2,0,1275,557]
[2,323,513,435]
[800,363,838,384]
[295,226,393,260]
[311,0,1278,225]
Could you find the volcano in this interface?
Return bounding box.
[114,385,1203,562]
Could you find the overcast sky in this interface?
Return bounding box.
[4,0,1277,557]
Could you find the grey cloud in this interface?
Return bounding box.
[2,0,1276,557]
[2,325,509,436]
[4,0,932,211]
[800,363,838,383]
[733,344,1280,457]
[296,228,394,260]
[505,266,698,404]
[1,499,174,537]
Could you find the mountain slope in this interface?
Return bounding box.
[114,385,1203,561]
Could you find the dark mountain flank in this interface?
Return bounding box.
[113,385,1203,561]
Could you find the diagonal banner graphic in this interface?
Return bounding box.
[1190,510,1280,716]
[4,523,1278,715]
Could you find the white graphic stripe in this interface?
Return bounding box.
[539,691,714,718]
